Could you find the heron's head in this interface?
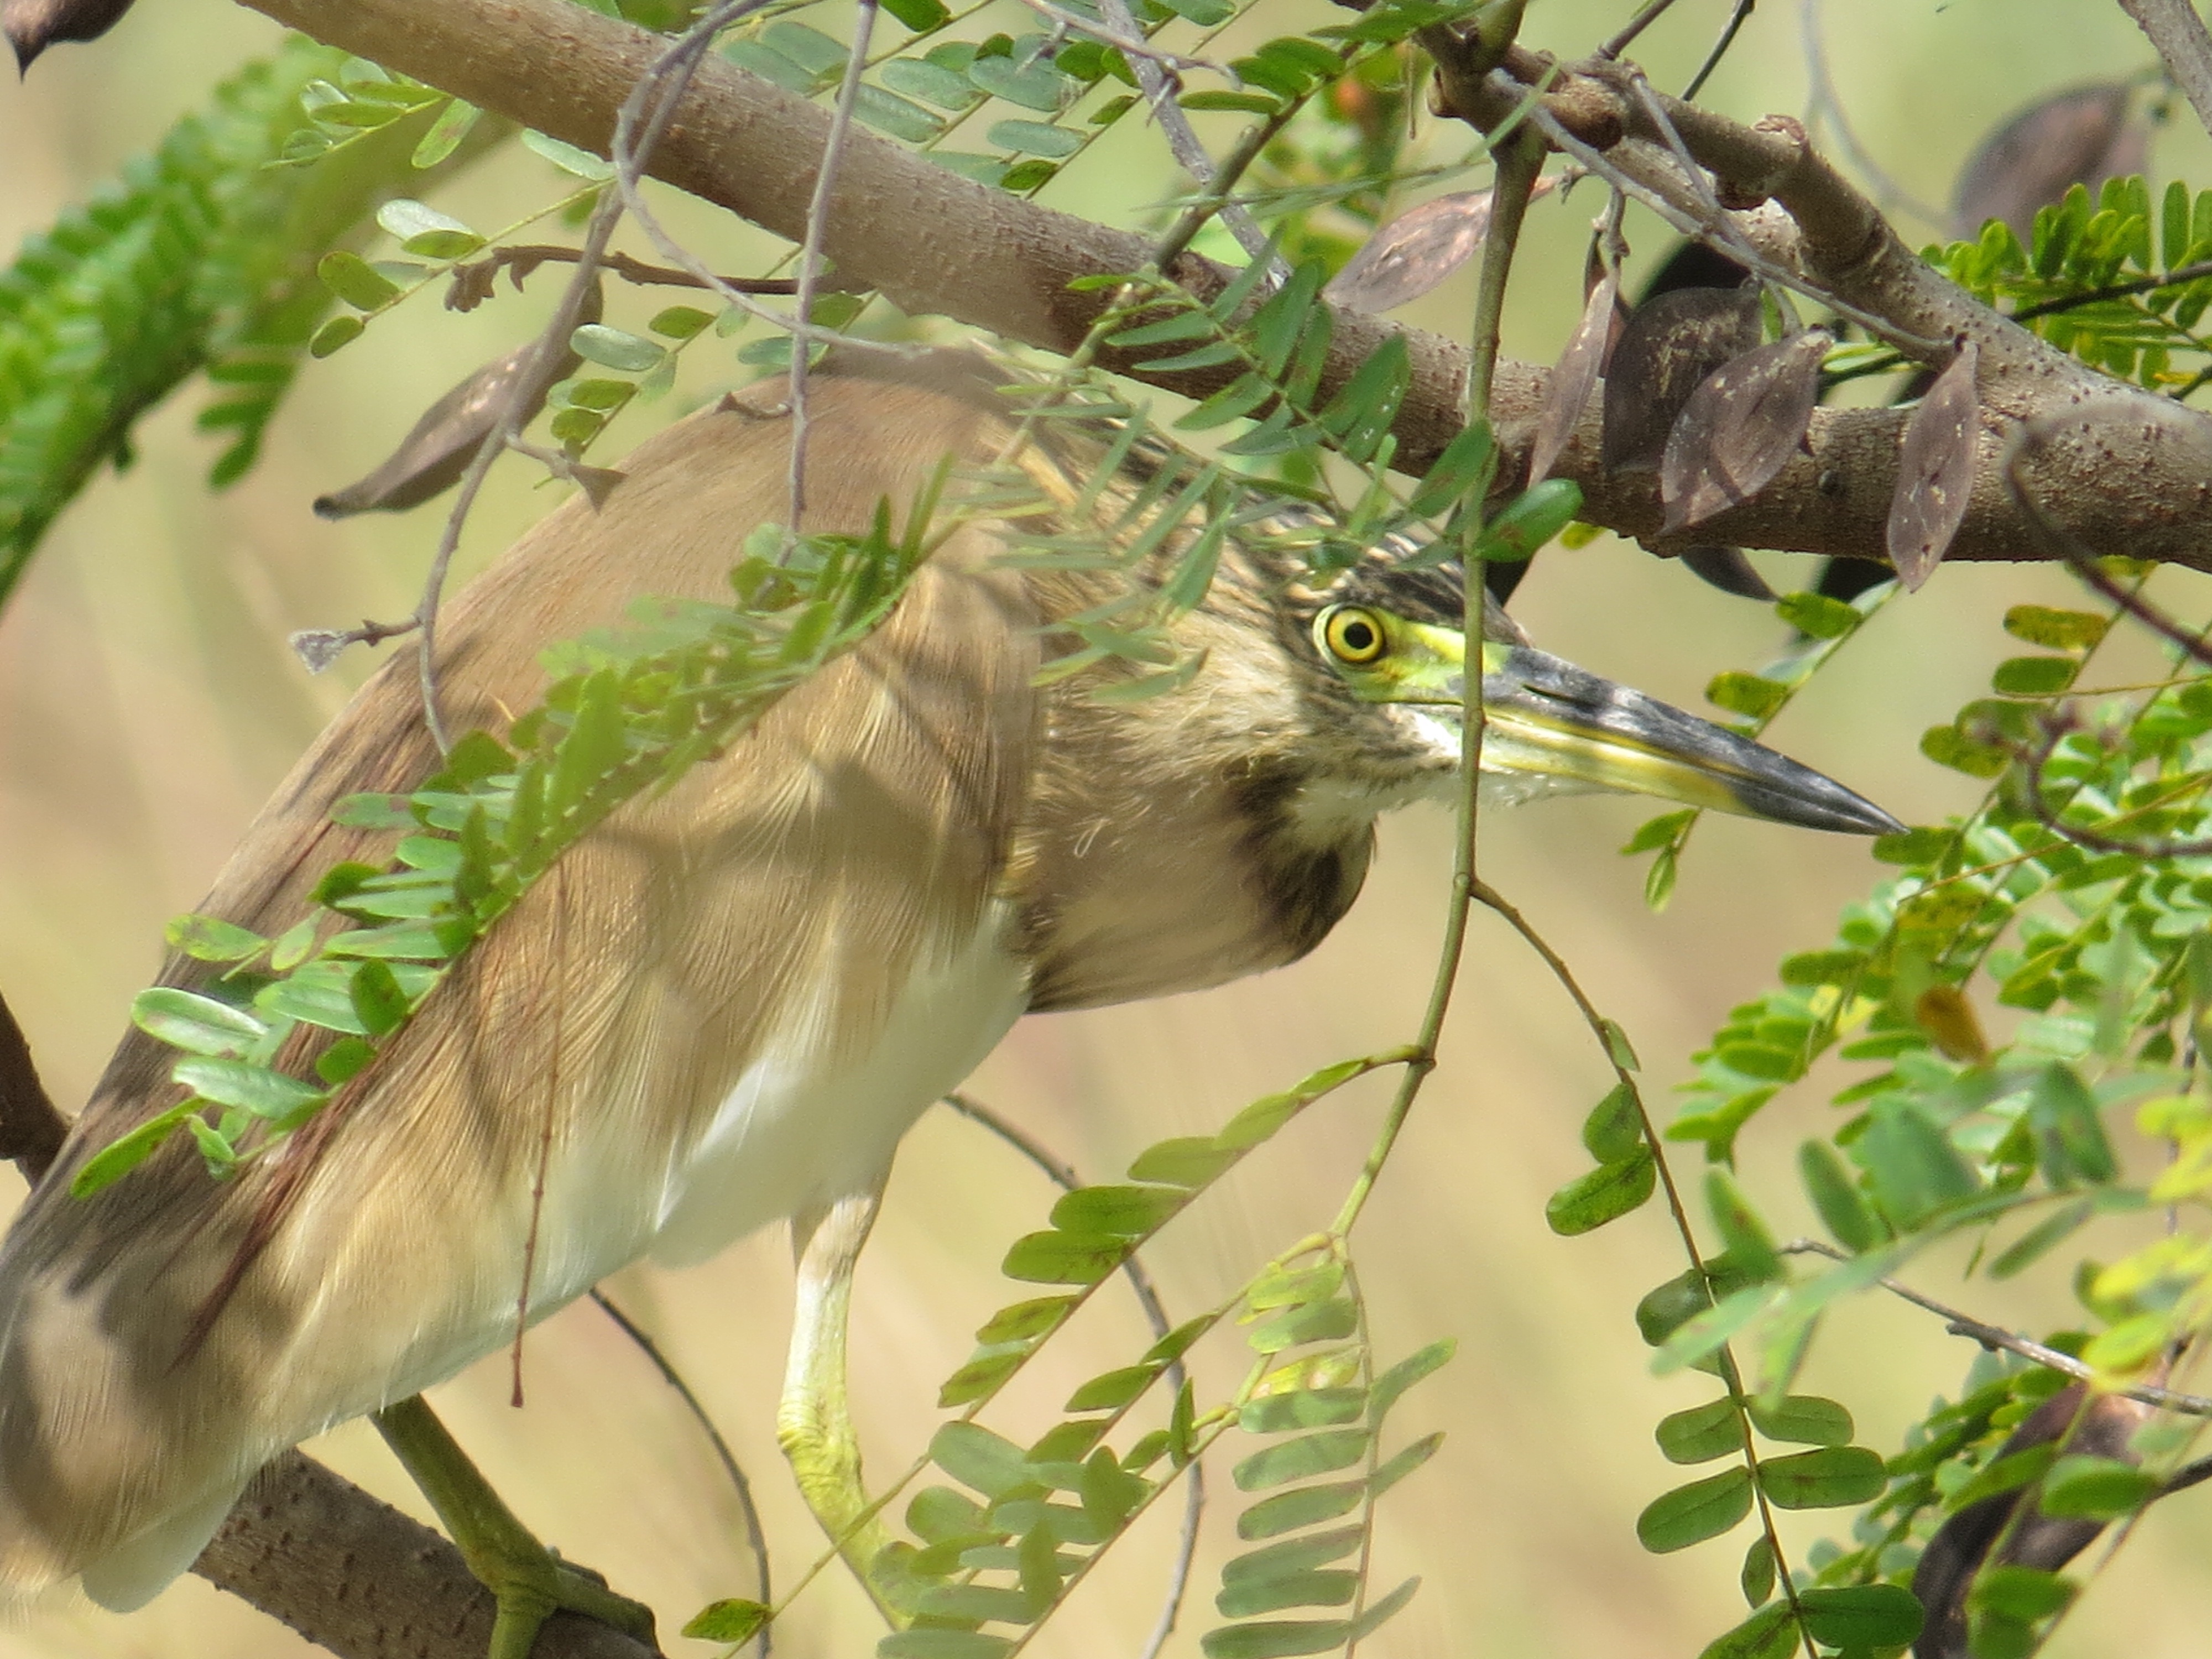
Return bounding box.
[1285,555,1900,837]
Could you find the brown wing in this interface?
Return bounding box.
[0,363,1040,1603]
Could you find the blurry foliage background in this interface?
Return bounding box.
[3,1,2211,1655]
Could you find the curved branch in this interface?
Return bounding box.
[238,0,2212,572]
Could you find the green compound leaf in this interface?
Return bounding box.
[1000,1228,1126,1285]
[1696,1601,1797,1659]
[683,1599,769,1641]
[1636,1466,1753,1552]
[1656,1398,1743,1465]
[1754,1444,1885,1509]
[1970,1564,2077,1621]
[170,1058,325,1121]
[1232,1429,1371,1491]
[1545,1149,1656,1235]
[1746,1394,1853,1447]
[2040,1453,2158,1519]
[131,988,268,1058]
[1581,1082,1644,1161]
[1796,1583,1924,1649]
[1235,1480,1364,1540]
[928,1421,1031,1500]
[164,914,267,962]
[69,1103,199,1198]
[878,1632,1012,1659]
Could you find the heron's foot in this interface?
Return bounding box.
[473,1544,658,1659]
[776,1411,897,1604]
[372,1394,657,1659]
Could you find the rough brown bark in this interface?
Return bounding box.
[234,0,2212,572]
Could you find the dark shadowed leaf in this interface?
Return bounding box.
[1680,547,1777,601]
[1886,341,1979,589]
[1601,286,1762,478]
[1660,330,1830,534]
[4,0,133,69]
[1952,82,2144,238]
[1529,268,1618,485]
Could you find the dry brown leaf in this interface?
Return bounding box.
[1658,328,1830,534]
[3,0,132,69]
[1886,341,1980,590]
[1678,546,1776,602]
[1600,286,1762,479]
[1952,82,2146,239]
[1528,268,1618,486]
[1324,179,1556,315]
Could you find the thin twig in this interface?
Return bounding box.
[1010,0,1217,74]
[1522,88,1939,351]
[1680,0,1754,100]
[785,0,877,537]
[1093,0,1277,273]
[1780,1239,2212,1416]
[1470,879,1815,1647]
[405,3,741,749]
[446,244,803,310]
[606,10,917,367]
[2008,259,2212,324]
[2003,425,2212,670]
[1597,0,1682,61]
[937,1093,1203,1659]
[588,1291,773,1659]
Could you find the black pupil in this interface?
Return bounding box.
[1340,619,1375,654]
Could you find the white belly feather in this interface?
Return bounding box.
[649,900,1030,1267]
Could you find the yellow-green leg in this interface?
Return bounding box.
[780,1183,904,1626]
[373,1394,658,1659]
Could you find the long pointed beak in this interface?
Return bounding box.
[1323,608,1901,836]
[1474,642,1902,835]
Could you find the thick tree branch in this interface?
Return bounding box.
[233,0,2212,572]
[0,990,659,1659]
[2121,0,2212,141]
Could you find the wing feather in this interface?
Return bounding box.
[0,364,1038,1600]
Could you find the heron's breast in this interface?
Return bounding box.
[641,898,1030,1268]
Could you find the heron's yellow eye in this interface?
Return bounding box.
[1320,606,1387,666]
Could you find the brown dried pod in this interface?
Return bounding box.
[1528,268,1618,487]
[316,281,604,519]
[1678,546,1776,602]
[4,0,132,70]
[314,341,578,518]
[1324,179,1555,315]
[1952,82,2147,240]
[1886,340,1980,591]
[1600,285,1762,479]
[1658,327,1831,534]
[1912,1384,2156,1659]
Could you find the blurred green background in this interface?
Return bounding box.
[2,1,2210,1655]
